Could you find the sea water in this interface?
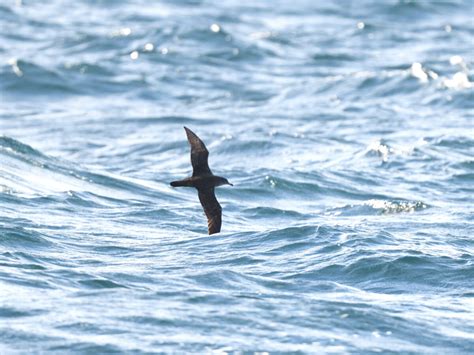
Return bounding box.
[1,0,473,353]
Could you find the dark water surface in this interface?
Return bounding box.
[1,0,473,353]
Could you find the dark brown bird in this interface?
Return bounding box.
[170,127,232,235]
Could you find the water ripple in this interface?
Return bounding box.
[1,0,473,353]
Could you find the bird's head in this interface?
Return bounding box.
[216,176,233,187]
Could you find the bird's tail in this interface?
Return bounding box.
[170,179,193,187]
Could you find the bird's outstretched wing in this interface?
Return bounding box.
[198,188,222,235]
[184,126,212,176]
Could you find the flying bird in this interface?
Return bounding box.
[170,127,232,235]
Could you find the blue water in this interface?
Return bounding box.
[1,0,473,353]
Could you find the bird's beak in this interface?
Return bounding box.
[228,182,234,186]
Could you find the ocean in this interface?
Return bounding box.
[1,0,473,353]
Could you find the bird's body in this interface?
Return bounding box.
[170,174,229,190]
[170,127,232,235]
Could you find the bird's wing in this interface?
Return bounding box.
[184,127,212,176]
[198,188,222,235]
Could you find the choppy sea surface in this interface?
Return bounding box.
[1,0,473,353]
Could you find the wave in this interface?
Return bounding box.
[328,199,428,216]
[0,136,162,202]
